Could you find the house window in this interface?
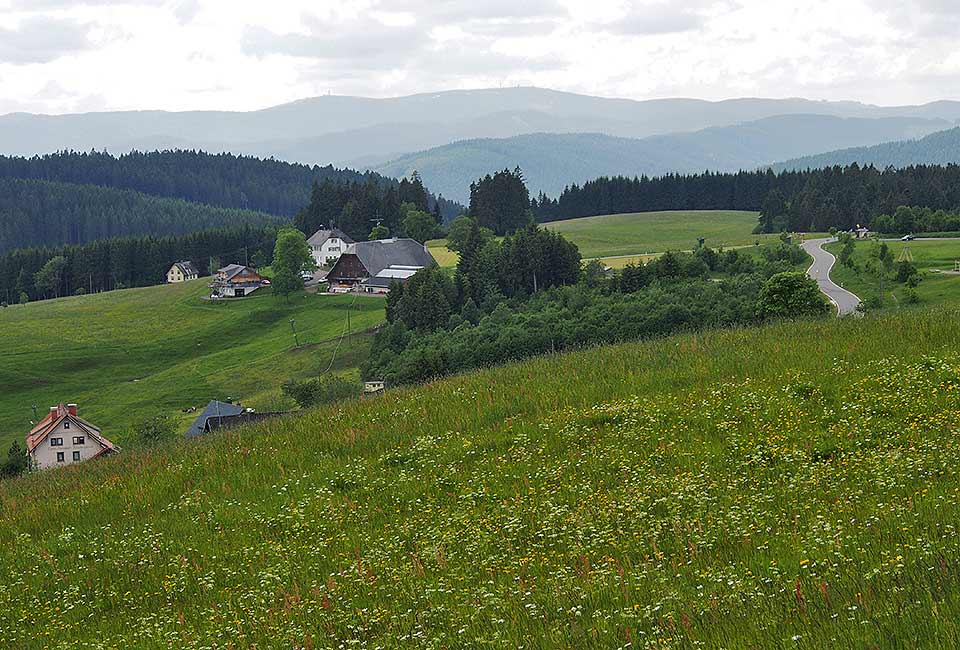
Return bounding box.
[56,452,64,462]
[64,421,70,429]
[50,437,63,447]
[73,436,85,445]
[72,451,81,462]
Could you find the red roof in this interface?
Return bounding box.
[26,403,117,454]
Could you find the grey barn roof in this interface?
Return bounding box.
[185,400,245,437]
[307,227,354,247]
[347,238,435,277]
[174,261,198,276]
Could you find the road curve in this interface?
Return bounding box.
[801,237,861,317]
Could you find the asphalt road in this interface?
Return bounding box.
[801,238,862,317]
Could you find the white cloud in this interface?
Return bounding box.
[0,0,958,115]
[0,16,93,63]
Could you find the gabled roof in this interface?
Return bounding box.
[26,403,117,455]
[173,261,198,276]
[333,238,435,279]
[185,400,245,438]
[307,228,354,247]
[216,264,260,282]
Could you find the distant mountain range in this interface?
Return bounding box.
[374,115,952,203]
[4,87,960,169]
[773,127,960,171]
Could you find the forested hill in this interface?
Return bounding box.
[533,164,960,232]
[0,178,280,253]
[774,127,960,171]
[0,150,390,217]
[375,115,949,203]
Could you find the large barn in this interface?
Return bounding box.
[326,238,436,293]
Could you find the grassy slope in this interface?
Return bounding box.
[0,281,385,448]
[825,238,960,309]
[431,211,774,268]
[3,309,960,647]
[543,210,772,259]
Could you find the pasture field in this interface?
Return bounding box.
[825,238,960,309]
[0,281,385,449]
[426,239,460,268]
[432,211,782,268]
[3,309,960,647]
[543,210,770,258]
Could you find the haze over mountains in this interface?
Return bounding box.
[774,127,960,172]
[373,115,950,203]
[3,87,960,202]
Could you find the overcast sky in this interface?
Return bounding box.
[0,0,957,115]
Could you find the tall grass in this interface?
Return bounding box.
[1,309,959,647]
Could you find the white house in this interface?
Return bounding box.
[307,228,355,267]
[26,403,118,470]
[167,261,199,283]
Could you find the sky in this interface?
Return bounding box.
[0,0,958,115]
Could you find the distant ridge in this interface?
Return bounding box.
[773,127,960,171]
[374,114,952,203]
[4,87,960,167]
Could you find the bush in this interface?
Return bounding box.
[903,288,921,305]
[282,375,360,409]
[756,272,831,320]
[134,413,176,446]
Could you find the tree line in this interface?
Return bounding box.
[533,164,960,233]
[0,149,461,218]
[0,225,277,304]
[293,172,449,242]
[362,240,828,386]
[0,177,280,254]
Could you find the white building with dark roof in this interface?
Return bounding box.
[307,228,354,267]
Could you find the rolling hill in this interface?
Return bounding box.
[375,115,951,203]
[0,281,385,450]
[4,87,960,166]
[2,307,959,646]
[775,126,960,171]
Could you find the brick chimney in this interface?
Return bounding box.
[67,403,78,416]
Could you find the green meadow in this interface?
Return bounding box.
[543,210,771,259]
[430,210,775,268]
[3,308,960,647]
[825,238,960,309]
[0,281,385,448]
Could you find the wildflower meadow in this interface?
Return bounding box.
[2,309,960,648]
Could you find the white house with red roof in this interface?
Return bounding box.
[26,403,118,470]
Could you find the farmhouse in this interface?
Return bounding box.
[26,403,117,470]
[166,260,199,283]
[307,228,354,267]
[326,238,435,293]
[185,400,286,437]
[211,264,264,298]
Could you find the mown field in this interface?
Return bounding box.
[0,281,385,449]
[3,308,960,647]
[825,238,960,309]
[430,210,774,268]
[543,210,772,259]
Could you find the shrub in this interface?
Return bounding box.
[282,375,360,409]
[756,272,831,320]
[134,413,176,446]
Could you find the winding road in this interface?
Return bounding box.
[801,237,861,317]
